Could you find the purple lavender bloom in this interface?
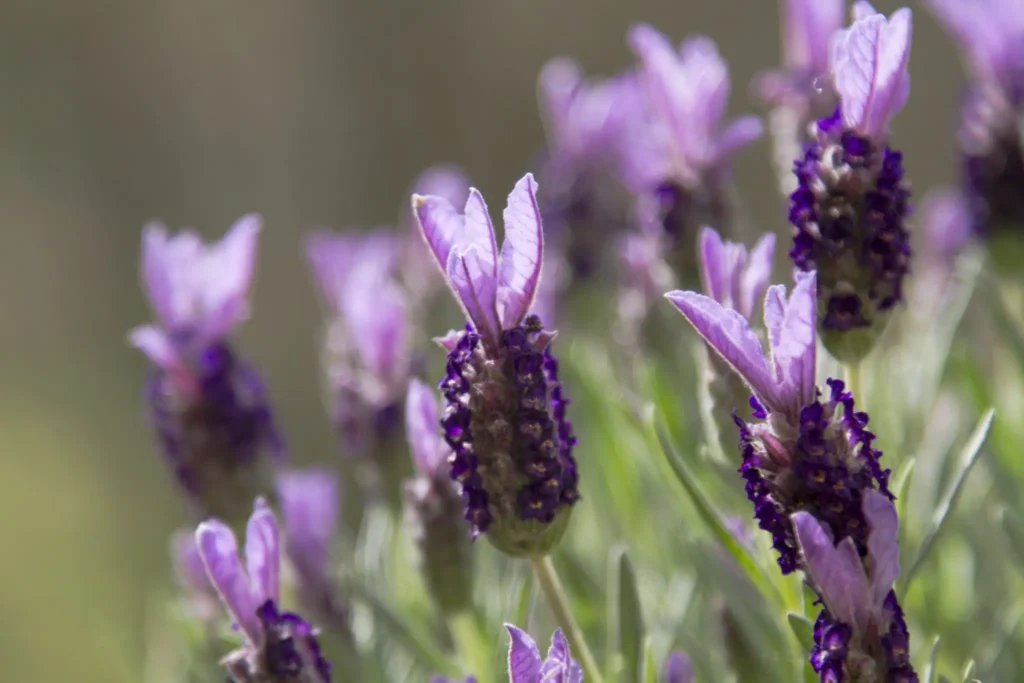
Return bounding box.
[627,24,763,281]
[666,269,916,681]
[926,0,1024,238]
[130,216,284,523]
[661,651,694,683]
[506,625,583,683]
[196,498,332,683]
[537,59,638,279]
[789,3,913,363]
[276,468,351,634]
[403,378,475,613]
[306,230,410,457]
[413,173,579,557]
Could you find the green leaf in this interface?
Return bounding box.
[344,571,458,677]
[961,660,976,683]
[647,412,780,607]
[923,636,941,683]
[902,408,996,590]
[607,546,645,683]
[786,612,813,648]
[640,637,658,683]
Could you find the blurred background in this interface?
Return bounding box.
[0,1,959,680]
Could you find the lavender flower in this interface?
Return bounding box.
[413,173,579,557]
[506,625,582,683]
[925,0,1024,238]
[130,216,284,523]
[627,24,763,281]
[306,230,410,457]
[537,59,637,279]
[789,3,913,363]
[661,651,694,683]
[195,498,332,683]
[666,269,916,681]
[403,378,475,613]
[276,468,350,634]
[695,227,776,454]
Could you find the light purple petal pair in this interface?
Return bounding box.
[506,625,583,683]
[830,3,913,140]
[697,226,776,320]
[405,378,449,477]
[306,230,398,314]
[793,490,900,631]
[666,270,817,417]
[195,497,281,647]
[662,651,694,683]
[415,174,544,347]
[628,24,762,178]
[276,468,339,578]
[784,0,845,73]
[132,215,261,367]
[926,0,1024,85]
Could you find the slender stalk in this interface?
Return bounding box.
[530,555,605,683]
[845,362,862,405]
[448,610,493,683]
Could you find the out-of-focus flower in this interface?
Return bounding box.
[170,530,220,621]
[789,2,913,363]
[131,215,284,523]
[661,651,693,683]
[506,625,582,683]
[615,229,675,344]
[413,173,579,556]
[627,24,763,282]
[276,468,351,633]
[306,230,410,458]
[925,0,1024,238]
[911,188,974,310]
[403,378,475,614]
[196,498,332,683]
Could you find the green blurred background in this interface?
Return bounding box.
[0,1,959,680]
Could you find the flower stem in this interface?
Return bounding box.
[448,610,493,683]
[845,362,862,405]
[530,554,605,683]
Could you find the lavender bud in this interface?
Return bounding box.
[130,216,285,524]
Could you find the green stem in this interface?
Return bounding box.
[448,610,493,683]
[531,555,605,683]
[845,362,862,404]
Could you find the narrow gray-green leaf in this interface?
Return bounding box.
[787,612,813,648]
[902,408,995,590]
[924,636,941,683]
[649,415,780,606]
[640,637,658,683]
[961,660,976,683]
[344,572,457,677]
[607,546,645,683]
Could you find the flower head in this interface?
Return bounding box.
[627,24,763,281]
[131,216,283,522]
[195,498,331,683]
[276,468,348,630]
[414,174,579,556]
[306,230,410,455]
[789,4,913,363]
[662,651,694,683]
[403,378,475,612]
[506,625,582,683]
[666,270,915,680]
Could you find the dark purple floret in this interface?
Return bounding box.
[963,133,1024,235]
[788,107,911,360]
[256,599,332,683]
[146,337,284,520]
[809,611,851,681]
[653,181,730,284]
[438,316,579,541]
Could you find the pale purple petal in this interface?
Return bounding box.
[140,222,176,327]
[141,226,204,330]
[447,247,501,345]
[665,290,779,410]
[506,624,543,683]
[129,325,180,371]
[498,173,545,329]
[198,214,261,342]
[305,232,359,313]
[678,36,731,167]
[538,58,583,153]
[277,468,338,578]
[862,8,912,138]
[541,629,583,683]
[244,497,280,608]
[435,329,464,352]
[415,194,466,276]
[171,529,214,594]
[773,270,817,410]
[852,1,877,21]
[864,489,900,608]
[412,166,470,210]
[698,226,728,305]
[786,0,845,73]
[920,187,972,261]
[738,233,776,321]
[832,14,885,133]
[342,273,409,386]
[405,378,447,477]
[662,651,694,683]
[714,116,764,164]
[793,511,871,632]
[628,24,692,166]
[195,519,261,645]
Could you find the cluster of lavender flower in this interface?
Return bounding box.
[129,1,1017,681]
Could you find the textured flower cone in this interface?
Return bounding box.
[405,473,476,614]
[415,173,580,557]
